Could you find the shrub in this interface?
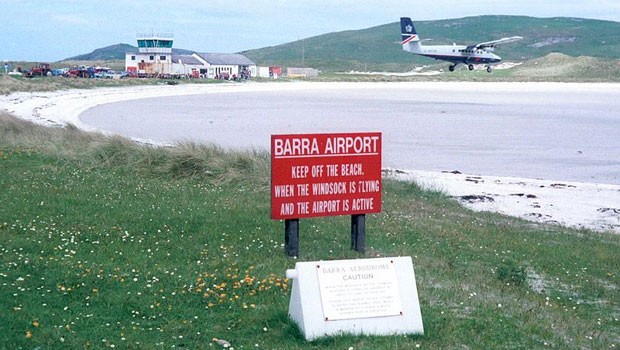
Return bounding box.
[497,260,527,286]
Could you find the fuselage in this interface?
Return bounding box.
[412,44,501,64]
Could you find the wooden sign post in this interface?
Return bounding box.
[271,132,382,256]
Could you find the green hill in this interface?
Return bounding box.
[66,43,136,61]
[242,16,620,72]
[55,15,620,77]
[66,44,193,61]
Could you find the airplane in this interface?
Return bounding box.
[400,17,523,73]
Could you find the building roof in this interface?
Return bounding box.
[196,53,255,66]
[172,54,203,65]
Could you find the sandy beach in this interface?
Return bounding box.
[1,82,619,233]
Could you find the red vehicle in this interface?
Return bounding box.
[24,63,51,78]
[63,67,93,78]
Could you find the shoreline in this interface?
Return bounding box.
[385,169,620,233]
[1,82,619,234]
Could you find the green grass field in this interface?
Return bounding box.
[1,108,619,349]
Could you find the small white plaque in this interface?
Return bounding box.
[287,256,424,340]
[316,258,402,321]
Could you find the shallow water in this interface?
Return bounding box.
[81,83,620,185]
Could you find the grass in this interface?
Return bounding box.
[1,105,620,349]
[5,49,620,96]
[244,15,620,74]
[0,73,231,96]
[0,74,153,95]
[512,53,620,81]
[256,52,620,83]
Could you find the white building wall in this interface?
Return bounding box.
[125,52,172,75]
[126,51,256,79]
[257,66,270,78]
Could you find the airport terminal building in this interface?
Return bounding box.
[125,32,256,78]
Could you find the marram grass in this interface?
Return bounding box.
[1,113,619,349]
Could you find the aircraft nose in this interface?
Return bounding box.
[492,53,501,62]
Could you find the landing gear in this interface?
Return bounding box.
[468,64,474,71]
[486,66,493,73]
[449,65,456,72]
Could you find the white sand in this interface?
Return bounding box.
[386,169,620,233]
[1,82,619,234]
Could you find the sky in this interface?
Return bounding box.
[1,0,619,62]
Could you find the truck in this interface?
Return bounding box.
[24,63,52,78]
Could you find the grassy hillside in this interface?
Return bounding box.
[305,52,620,83]
[243,16,620,72]
[65,44,137,61]
[1,106,619,349]
[66,44,194,61]
[513,53,620,81]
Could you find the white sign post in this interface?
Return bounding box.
[286,257,424,340]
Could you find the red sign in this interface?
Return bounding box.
[271,132,382,220]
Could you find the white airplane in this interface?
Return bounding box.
[400,17,523,73]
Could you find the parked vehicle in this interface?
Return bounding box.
[24,63,51,78]
[51,68,66,76]
[94,71,111,78]
[63,67,92,78]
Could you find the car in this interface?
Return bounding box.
[51,69,67,76]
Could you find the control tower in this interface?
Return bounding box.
[125,32,174,76]
[136,32,173,54]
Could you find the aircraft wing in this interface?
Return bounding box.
[474,36,523,49]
